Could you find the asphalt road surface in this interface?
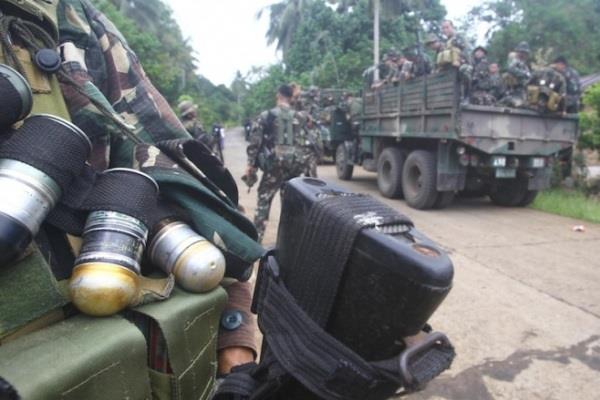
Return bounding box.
[225,128,600,400]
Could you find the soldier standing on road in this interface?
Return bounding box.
[292,84,322,178]
[500,42,532,108]
[552,56,582,113]
[245,85,310,243]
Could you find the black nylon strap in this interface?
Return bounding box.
[283,194,413,328]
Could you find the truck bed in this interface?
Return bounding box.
[361,70,578,155]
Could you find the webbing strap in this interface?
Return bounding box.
[214,256,455,400]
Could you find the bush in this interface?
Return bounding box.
[580,83,600,151]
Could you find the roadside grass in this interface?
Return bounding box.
[532,189,600,224]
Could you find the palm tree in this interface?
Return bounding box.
[257,0,313,58]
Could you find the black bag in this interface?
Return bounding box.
[214,178,455,400]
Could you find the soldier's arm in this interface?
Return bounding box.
[246,113,266,168]
[507,60,531,81]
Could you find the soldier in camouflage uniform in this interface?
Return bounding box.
[500,42,532,108]
[246,85,309,243]
[178,100,204,138]
[440,20,472,102]
[552,56,582,113]
[488,63,506,102]
[55,0,258,374]
[470,46,497,106]
[292,84,322,177]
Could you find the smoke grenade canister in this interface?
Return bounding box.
[69,169,159,317]
[149,220,226,293]
[0,115,92,267]
[0,64,33,129]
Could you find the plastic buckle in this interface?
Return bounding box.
[398,332,451,390]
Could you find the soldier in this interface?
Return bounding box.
[435,21,472,102]
[552,56,582,113]
[501,41,532,108]
[397,52,415,82]
[403,45,432,78]
[470,46,496,106]
[440,20,470,66]
[245,85,309,243]
[178,100,204,138]
[488,63,506,101]
[527,65,567,114]
[292,84,322,178]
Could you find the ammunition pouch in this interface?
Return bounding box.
[214,178,455,400]
[527,85,540,105]
[437,47,461,68]
[527,85,562,112]
[503,73,519,89]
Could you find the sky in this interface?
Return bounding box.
[166,0,482,86]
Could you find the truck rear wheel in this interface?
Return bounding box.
[489,178,528,207]
[377,147,405,198]
[335,143,354,180]
[402,150,438,209]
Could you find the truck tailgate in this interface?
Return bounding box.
[459,105,578,156]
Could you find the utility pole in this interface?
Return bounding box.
[373,0,380,81]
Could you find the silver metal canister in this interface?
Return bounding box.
[149,221,225,293]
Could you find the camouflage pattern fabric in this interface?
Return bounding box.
[54,0,262,353]
[182,117,204,139]
[247,105,309,242]
[446,33,470,65]
[471,57,497,105]
[563,66,582,113]
[501,54,531,107]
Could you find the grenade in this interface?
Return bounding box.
[0,64,33,129]
[69,169,158,316]
[149,220,225,293]
[0,115,91,267]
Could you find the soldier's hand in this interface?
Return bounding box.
[218,346,255,375]
[245,166,257,176]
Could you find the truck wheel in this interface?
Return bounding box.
[377,147,405,198]
[489,179,528,207]
[433,191,455,209]
[402,150,438,209]
[519,190,539,207]
[336,143,354,180]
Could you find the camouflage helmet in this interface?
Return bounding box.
[515,41,531,54]
[424,33,440,45]
[178,100,197,117]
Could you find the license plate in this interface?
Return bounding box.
[495,168,517,178]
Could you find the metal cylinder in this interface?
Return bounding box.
[0,64,33,128]
[0,160,61,266]
[149,221,225,293]
[70,210,148,317]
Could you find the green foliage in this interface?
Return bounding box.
[243,0,446,119]
[532,189,600,223]
[580,84,600,151]
[466,0,600,73]
[91,0,237,126]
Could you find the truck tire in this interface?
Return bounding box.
[335,143,354,180]
[433,191,455,209]
[518,190,539,207]
[402,150,438,209]
[377,147,405,198]
[489,178,528,207]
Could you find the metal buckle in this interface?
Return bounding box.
[398,332,451,388]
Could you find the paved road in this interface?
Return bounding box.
[225,128,600,399]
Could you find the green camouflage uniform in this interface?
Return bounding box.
[182,117,204,139]
[501,54,531,107]
[56,0,260,354]
[247,105,308,243]
[470,56,496,105]
[489,72,506,102]
[563,66,582,113]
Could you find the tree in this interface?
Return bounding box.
[466,0,600,74]
[258,0,313,58]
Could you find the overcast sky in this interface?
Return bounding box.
[166,0,482,86]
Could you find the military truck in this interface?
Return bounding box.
[335,70,579,209]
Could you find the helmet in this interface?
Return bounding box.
[473,46,487,55]
[178,100,197,117]
[425,33,440,45]
[515,41,531,54]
